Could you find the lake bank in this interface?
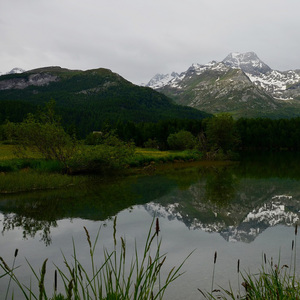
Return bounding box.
[0,144,236,193]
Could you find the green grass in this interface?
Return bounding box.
[0,144,41,160]
[128,148,203,167]
[0,145,204,192]
[0,149,72,193]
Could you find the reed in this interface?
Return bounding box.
[0,217,191,300]
[199,225,300,300]
[211,251,217,293]
[4,249,18,300]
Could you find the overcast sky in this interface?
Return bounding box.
[1,0,299,84]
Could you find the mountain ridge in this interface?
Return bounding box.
[0,66,210,136]
[146,52,300,118]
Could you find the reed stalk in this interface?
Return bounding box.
[211,251,217,293]
[0,217,189,299]
[199,226,300,299]
[4,248,18,300]
[293,224,298,287]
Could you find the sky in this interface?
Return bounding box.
[1,0,300,84]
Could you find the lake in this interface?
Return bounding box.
[1,152,300,299]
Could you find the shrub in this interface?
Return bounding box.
[167,130,197,150]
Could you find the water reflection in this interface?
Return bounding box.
[2,214,56,246]
[0,152,300,246]
[204,167,238,207]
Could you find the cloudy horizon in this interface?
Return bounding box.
[1,0,299,84]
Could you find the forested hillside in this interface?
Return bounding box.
[0,67,210,136]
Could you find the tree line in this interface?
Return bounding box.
[1,103,300,170]
[103,116,300,152]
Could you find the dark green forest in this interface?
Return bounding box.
[2,106,300,152]
[113,117,300,151]
[0,68,210,136]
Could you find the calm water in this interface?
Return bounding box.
[1,152,300,299]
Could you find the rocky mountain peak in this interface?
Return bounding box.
[8,67,26,74]
[222,52,271,75]
[0,67,26,77]
[146,72,180,89]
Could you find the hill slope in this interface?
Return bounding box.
[0,67,210,136]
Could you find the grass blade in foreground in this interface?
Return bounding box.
[0,217,191,299]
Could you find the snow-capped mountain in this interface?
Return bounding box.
[223,52,300,100]
[222,52,271,75]
[7,67,25,74]
[145,72,181,89]
[145,52,300,118]
[0,67,25,76]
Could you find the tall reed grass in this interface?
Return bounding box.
[0,217,191,299]
[199,224,300,299]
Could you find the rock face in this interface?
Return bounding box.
[223,52,300,100]
[223,52,272,75]
[0,73,58,90]
[146,52,300,118]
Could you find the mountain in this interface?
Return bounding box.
[146,52,300,118]
[0,67,210,136]
[223,52,300,100]
[0,67,26,76]
[223,52,272,75]
[7,67,26,74]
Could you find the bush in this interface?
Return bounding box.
[143,138,160,149]
[167,130,197,150]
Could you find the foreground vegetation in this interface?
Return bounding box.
[199,225,300,300]
[0,218,191,300]
[1,219,300,299]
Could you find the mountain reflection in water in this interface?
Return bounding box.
[0,152,300,246]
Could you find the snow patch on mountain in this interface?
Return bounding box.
[146,72,181,89]
[146,61,229,89]
[145,52,300,101]
[246,70,300,100]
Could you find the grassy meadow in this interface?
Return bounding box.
[0,144,82,193]
[128,148,202,167]
[0,144,204,193]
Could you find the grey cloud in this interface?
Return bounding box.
[1,0,300,84]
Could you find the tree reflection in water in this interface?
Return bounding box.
[2,213,56,246]
[204,167,239,207]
